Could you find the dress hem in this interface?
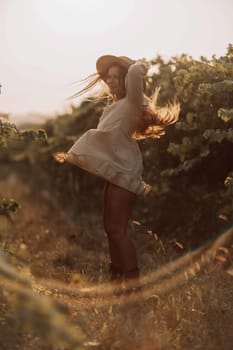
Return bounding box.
[66,151,152,196]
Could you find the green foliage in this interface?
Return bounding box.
[224,172,233,190]
[0,115,47,218]
[20,128,47,144]
[0,198,20,218]
[0,115,47,147]
[218,107,233,123]
[140,46,233,241]
[0,116,20,147]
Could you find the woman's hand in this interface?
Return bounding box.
[52,152,68,163]
[135,58,151,74]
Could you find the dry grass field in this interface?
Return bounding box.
[0,169,233,350]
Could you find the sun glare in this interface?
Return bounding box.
[34,0,134,37]
[2,0,233,117]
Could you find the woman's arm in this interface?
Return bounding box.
[125,58,150,108]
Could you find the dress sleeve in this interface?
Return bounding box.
[125,59,150,108]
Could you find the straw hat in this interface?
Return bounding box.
[96,55,135,77]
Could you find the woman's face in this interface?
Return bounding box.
[105,65,125,98]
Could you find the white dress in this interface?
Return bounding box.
[57,61,152,196]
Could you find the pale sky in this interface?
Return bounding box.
[0,0,233,124]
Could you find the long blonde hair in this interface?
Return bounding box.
[133,88,180,140]
[69,65,180,139]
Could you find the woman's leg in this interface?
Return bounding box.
[103,181,139,278]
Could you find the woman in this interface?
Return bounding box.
[53,55,180,289]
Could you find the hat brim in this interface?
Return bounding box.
[96,55,135,77]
